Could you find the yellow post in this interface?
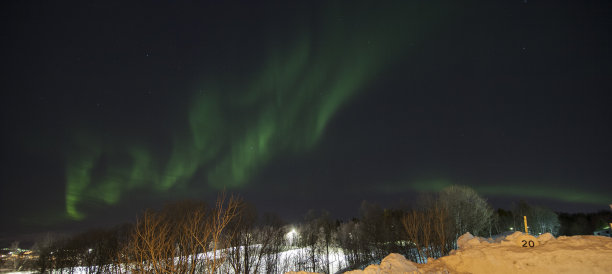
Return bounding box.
[524,216,528,234]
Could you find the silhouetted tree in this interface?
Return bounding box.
[558,210,612,236]
[402,201,454,263]
[122,192,241,273]
[492,208,515,235]
[513,201,560,236]
[439,185,493,237]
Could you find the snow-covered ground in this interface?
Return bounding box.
[6,246,348,274]
[265,247,347,273]
[9,233,612,273]
[347,232,612,274]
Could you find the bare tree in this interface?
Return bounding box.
[315,211,335,274]
[337,203,409,271]
[513,201,560,236]
[491,208,515,235]
[259,213,286,274]
[122,192,241,273]
[337,220,364,268]
[226,202,260,274]
[126,208,177,273]
[358,201,387,263]
[438,185,493,237]
[402,201,455,263]
[300,210,322,273]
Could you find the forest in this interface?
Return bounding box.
[3,186,611,273]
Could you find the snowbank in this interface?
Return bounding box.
[346,232,612,274]
[344,253,417,274]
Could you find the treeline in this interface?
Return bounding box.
[22,186,609,273]
[36,193,244,273]
[558,211,612,235]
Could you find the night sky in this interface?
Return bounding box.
[2,1,611,243]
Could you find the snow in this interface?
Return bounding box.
[353,232,612,274]
[344,253,417,274]
[23,246,349,274]
[273,247,347,273]
[10,233,612,273]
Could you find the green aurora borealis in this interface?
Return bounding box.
[379,179,611,206]
[3,1,611,230]
[64,2,426,219]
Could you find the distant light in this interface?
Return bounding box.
[510,227,513,230]
[285,228,298,245]
[286,229,297,239]
[88,248,93,253]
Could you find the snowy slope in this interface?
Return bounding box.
[347,232,612,274]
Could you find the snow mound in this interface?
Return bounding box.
[457,232,493,249]
[352,233,612,274]
[537,232,555,243]
[344,253,417,274]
